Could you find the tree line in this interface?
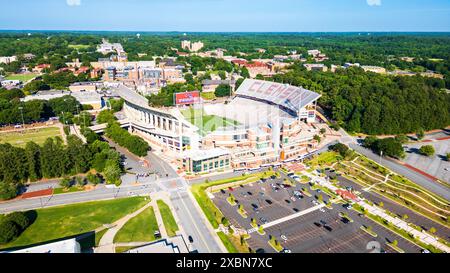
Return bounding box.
[272,67,450,135]
[0,92,83,125]
[105,121,150,157]
[0,135,122,200]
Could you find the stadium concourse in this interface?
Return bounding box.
[115,79,340,177]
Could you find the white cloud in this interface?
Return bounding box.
[367,0,381,6]
[66,0,81,6]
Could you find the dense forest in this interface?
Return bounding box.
[272,67,450,135]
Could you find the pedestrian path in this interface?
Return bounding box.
[95,200,152,253]
[248,203,326,234]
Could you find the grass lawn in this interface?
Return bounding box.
[0,127,61,148]
[217,232,239,253]
[0,197,149,250]
[115,246,137,253]
[156,200,179,237]
[200,92,216,100]
[53,186,85,195]
[68,44,91,50]
[114,206,159,243]
[95,228,108,247]
[5,73,38,82]
[181,107,240,135]
[306,151,340,166]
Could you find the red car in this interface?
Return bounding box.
[228,187,234,191]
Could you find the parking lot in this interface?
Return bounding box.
[212,173,424,253]
[328,170,450,241]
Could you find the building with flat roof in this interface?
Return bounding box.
[0,56,17,64]
[2,238,81,253]
[304,63,328,72]
[361,66,387,74]
[125,236,189,253]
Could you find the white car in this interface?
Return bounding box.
[319,208,325,212]
[281,235,288,242]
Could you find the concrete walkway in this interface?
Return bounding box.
[95,200,152,253]
[247,203,326,234]
[149,197,168,238]
[302,169,450,253]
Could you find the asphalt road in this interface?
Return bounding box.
[0,140,224,253]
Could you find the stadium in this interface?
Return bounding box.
[116,79,332,175]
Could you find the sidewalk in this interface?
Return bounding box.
[95,200,152,253]
[301,169,450,253]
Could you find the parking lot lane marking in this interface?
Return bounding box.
[247,203,326,233]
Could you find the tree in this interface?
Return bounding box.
[313,134,321,143]
[218,71,227,80]
[76,176,86,187]
[416,129,425,140]
[395,135,409,144]
[379,202,384,208]
[86,172,101,185]
[392,240,398,246]
[446,153,450,162]
[320,128,326,135]
[103,162,121,185]
[59,177,72,188]
[241,67,250,78]
[109,98,124,113]
[214,84,231,97]
[0,221,20,244]
[402,214,409,221]
[5,211,30,231]
[97,110,117,124]
[429,227,437,234]
[419,145,435,157]
[318,194,323,203]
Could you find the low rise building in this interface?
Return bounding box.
[32,64,51,73]
[304,64,328,72]
[182,148,232,174]
[0,56,17,64]
[202,79,236,93]
[361,66,387,74]
[69,82,102,92]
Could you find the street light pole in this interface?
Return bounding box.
[18,106,25,133]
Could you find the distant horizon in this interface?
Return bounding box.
[1,29,450,34]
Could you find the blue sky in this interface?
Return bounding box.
[0,0,449,32]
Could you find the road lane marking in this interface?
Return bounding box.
[174,191,212,253]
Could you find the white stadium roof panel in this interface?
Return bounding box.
[235,79,321,113]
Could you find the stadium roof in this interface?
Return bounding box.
[235,79,321,114]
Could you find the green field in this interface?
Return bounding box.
[0,197,149,250]
[68,44,91,50]
[114,206,159,243]
[5,73,38,82]
[156,200,179,237]
[181,107,240,135]
[0,127,61,147]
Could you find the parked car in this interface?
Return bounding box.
[188,236,194,243]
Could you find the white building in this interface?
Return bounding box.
[0,56,17,64]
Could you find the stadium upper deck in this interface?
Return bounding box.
[235,79,321,116]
